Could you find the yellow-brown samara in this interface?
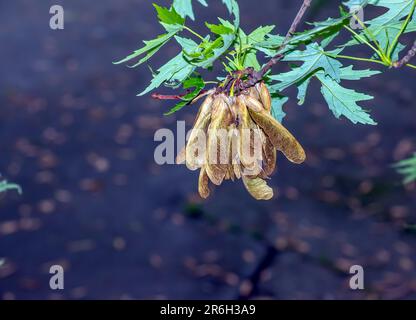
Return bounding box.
[177,83,306,200]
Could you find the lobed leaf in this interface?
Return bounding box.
[316,71,377,125]
[0,180,22,195]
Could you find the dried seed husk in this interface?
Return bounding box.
[243,95,264,113]
[228,123,242,180]
[241,164,263,178]
[226,96,238,123]
[262,136,277,177]
[185,94,214,170]
[186,115,211,171]
[242,176,274,200]
[190,89,215,105]
[193,93,214,126]
[248,109,306,164]
[176,146,186,165]
[248,87,260,101]
[206,96,229,185]
[198,167,211,199]
[225,123,238,181]
[236,97,257,172]
[257,82,272,113]
[234,163,242,180]
[247,115,264,177]
[225,165,236,181]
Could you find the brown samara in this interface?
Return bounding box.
[177,83,306,200]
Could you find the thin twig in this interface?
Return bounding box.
[151,93,188,100]
[155,0,314,99]
[394,40,416,68]
[151,89,208,101]
[244,0,313,88]
[284,0,314,46]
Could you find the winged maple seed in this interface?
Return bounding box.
[177,83,306,201]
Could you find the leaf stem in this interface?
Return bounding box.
[394,39,416,68]
[327,53,387,66]
[243,0,313,87]
[388,0,416,59]
[352,13,385,57]
[183,26,205,41]
[406,63,416,69]
[343,25,383,58]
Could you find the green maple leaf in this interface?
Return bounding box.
[194,34,236,68]
[221,0,240,27]
[295,65,380,106]
[395,153,416,184]
[205,22,234,35]
[139,52,195,96]
[153,4,185,26]
[173,0,208,21]
[296,77,312,105]
[253,34,286,57]
[269,43,344,92]
[345,0,416,26]
[290,15,350,44]
[113,31,178,67]
[343,19,416,61]
[316,71,377,125]
[247,25,276,44]
[271,94,289,122]
[139,36,204,96]
[113,4,187,67]
[0,180,22,195]
[338,65,381,79]
[230,25,276,71]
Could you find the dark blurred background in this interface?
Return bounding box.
[0,0,416,300]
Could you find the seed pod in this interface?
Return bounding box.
[206,96,230,186]
[186,116,211,171]
[176,146,186,165]
[257,82,272,113]
[185,94,214,170]
[247,114,264,177]
[248,109,306,164]
[236,97,257,172]
[180,84,305,201]
[248,87,260,101]
[242,176,274,200]
[198,167,211,199]
[261,135,277,177]
[228,122,242,180]
[190,89,215,105]
[225,123,238,181]
[226,96,238,123]
[233,163,242,180]
[193,93,214,126]
[243,95,264,113]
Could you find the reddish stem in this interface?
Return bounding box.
[151,90,207,101]
[394,40,416,68]
[151,93,187,100]
[243,0,313,89]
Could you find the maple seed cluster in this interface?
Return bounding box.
[177,83,306,200]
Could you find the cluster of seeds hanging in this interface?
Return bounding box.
[177,83,306,200]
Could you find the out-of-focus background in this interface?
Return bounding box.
[0,0,416,300]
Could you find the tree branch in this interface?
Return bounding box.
[151,92,189,100]
[394,40,416,68]
[151,89,208,101]
[244,0,313,88]
[155,0,314,98]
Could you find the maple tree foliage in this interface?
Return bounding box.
[115,0,415,123]
[114,0,416,187]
